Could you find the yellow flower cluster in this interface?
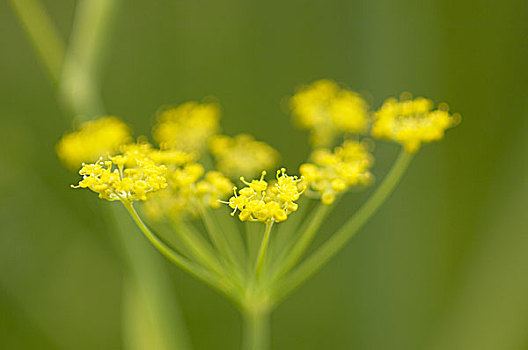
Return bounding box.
[225,169,304,223]
[120,140,192,167]
[153,102,220,153]
[371,94,460,153]
[57,116,131,169]
[144,163,234,219]
[72,152,168,202]
[300,140,373,205]
[290,80,369,146]
[196,171,235,209]
[209,134,279,179]
[63,86,459,226]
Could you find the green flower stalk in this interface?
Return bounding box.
[63,84,460,350]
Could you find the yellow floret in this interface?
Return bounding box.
[371,93,460,153]
[300,140,373,205]
[57,116,132,170]
[209,134,279,179]
[72,152,168,202]
[152,101,220,153]
[290,79,369,146]
[224,169,304,223]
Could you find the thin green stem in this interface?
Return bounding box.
[200,207,244,280]
[255,222,273,277]
[123,202,238,301]
[114,205,192,350]
[271,204,331,282]
[169,219,227,278]
[9,0,65,85]
[245,221,263,266]
[212,209,247,268]
[270,196,308,260]
[242,309,270,350]
[273,149,414,304]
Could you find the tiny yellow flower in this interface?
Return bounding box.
[300,140,373,205]
[371,93,460,153]
[224,169,303,223]
[57,116,132,170]
[152,101,220,153]
[209,134,279,179]
[72,153,168,202]
[290,80,369,146]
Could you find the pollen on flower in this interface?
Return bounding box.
[224,169,303,223]
[152,101,220,153]
[300,140,373,205]
[371,93,460,153]
[56,116,132,170]
[209,134,279,179]
[72,151,168,202]
[290,79,369,147]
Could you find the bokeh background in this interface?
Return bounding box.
[1,0,528,349]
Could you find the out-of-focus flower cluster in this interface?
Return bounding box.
[225,169,304,223]
[57,116,131,169]
[120,141,192,167]
[290,79,369,147]
[153,102,220,154]
[144,163,234,220]
[300,140,373,205]
[371,93,460,153]
[63,82,459,225]
[209,134,279,179]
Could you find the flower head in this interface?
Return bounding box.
[209,134,279,179]
[72,151,168,202]
[225,169,304,223]
[290,80,369,146]
[120,140,193,167]
[196,171,235,209]
[144,163,234,220]
[371,93,460,153]
[300,140,373,205]
[153,101,220,153]
[57,116,132,169]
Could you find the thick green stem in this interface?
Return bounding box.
[242,309,270,350]
[255,222,273,277]
[59,0,117,118]
[9,0,65,85]
[274,150,414,303]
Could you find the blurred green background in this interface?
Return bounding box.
[1,0,527,349]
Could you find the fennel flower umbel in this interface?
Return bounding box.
[63,81,460,350]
